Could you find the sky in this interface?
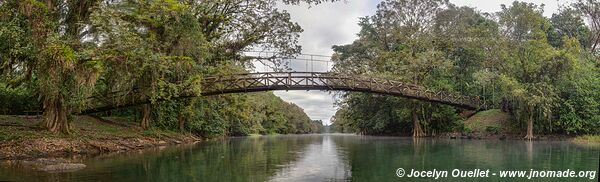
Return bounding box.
[274,0,573,125]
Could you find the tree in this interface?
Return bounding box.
[330,0,600,139]
[0,0,102,133]
[332,0,453,137]
[548,7,590,48]
[573,0,600,58]
[497,2,579,140]
[90,0,206,129]
[330,107,357,133]
[555,54,600,135]
[91,0,336,130]
[0,0,336,133]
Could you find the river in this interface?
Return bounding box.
[1,134,598,181]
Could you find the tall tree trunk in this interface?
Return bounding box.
[524,107,534,140]
[43,96,70,134]
[140,104,151,130]
[412,109,425,138]
[178,113,185,132]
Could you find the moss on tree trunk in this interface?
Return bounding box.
[412,109,425,138]
[525,109,534,140]
[178,113,185,132]
[42,97,70,134]
[141,104,151,129]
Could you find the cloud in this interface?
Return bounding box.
[275,91,338,121]
[279,1,376,55]
[273,1,379,125]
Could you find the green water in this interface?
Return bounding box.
[1,134,598,181]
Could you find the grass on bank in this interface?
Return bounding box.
[0,115,193,142]
[573,135,600,143]
[463,109,513,134]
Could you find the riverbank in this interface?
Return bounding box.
[435,109,600,143]
[3,134,598,181]
[1,111,597,165]
[574,135,600,143]
[0,115,200,160]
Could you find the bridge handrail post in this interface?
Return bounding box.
[310,55,314,72]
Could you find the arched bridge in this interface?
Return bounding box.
[81,72,486,114]
[202,72,483,109]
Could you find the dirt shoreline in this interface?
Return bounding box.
[0,134,200,160]
[0,138,201,173]
[0,115,201,163]
[434,132,577,141]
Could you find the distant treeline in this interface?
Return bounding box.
[104,92,323,138]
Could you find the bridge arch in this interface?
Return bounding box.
[82,72,485,114]
[202,72,483,109]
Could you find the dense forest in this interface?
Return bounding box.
[0,0,329,137]
[110,92,323,137]
[330,0,600,139]
[1,0,599,139]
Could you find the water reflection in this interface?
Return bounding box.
[0,134,598,182]
[0,135,323,182]
[330,135,599,182]
[270,135,351,181]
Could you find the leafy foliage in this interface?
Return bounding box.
[147,92,321,138]
[331,0,600,137]
[0,0,598,138]
[0,0,328,134]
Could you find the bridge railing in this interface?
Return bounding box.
[241,52,486,109]
[202,72,484,110]
[244,52,334,73]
